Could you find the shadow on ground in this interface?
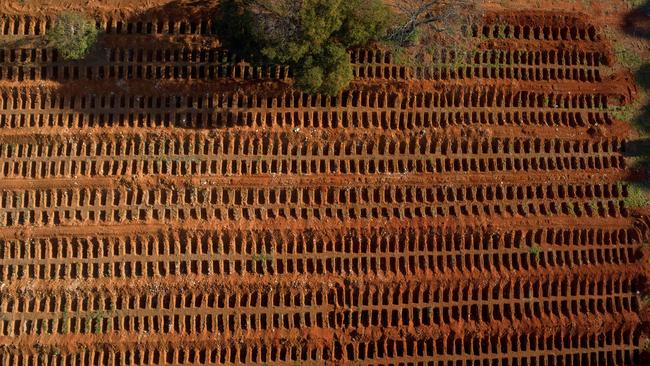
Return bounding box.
[621,1,650,189]
[622,2,650,362]
[24,0,285,130]
[632,63,650,135]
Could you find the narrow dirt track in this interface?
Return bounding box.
[0,4,648,366]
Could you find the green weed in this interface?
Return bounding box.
[529,245,543,262]
[572,202,581,216]
[496,23,508,39]
[88,310,106,334]
[624,182,650,208]
[61,305,69,334]
[608,103,638,122]
[252,252,273,262]
[614,41,643,71]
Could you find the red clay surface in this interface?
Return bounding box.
[0,0,649,365]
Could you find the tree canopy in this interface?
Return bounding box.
[217,0,391,95]
[216,0,478,95]
[47,11,99,60]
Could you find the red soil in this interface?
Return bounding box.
[0,0,647,365]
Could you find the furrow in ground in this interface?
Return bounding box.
[0,262,643,297]
[0,170,628,190]
[0,215,638,240]
[0,311,640,352]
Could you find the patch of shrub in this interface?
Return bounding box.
[217,0,390,95]
[47,11,99,60]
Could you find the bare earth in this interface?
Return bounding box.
[0,0,648,365]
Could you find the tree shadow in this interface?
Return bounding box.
[624,137,650,157]
[634,63,650,134]
[622,2,650,360]
[623,135,650,191]
[622,0,650,40]
[621,0,650,133]
[26,0,289,130]
[621,1,650,190]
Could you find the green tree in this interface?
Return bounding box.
[217,0,390,95]
[47,11,99,60]
[338,0,392,47]
[295,43,353,95]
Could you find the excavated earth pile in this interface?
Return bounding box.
[0,6,649,366]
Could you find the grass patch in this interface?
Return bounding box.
[624,182,650,208]
[606,27,644,71]
[604,24,650,134]
[609,103,639,122]
[626,0,649,8]
[528,245,543,262]
[604,30,645,122]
